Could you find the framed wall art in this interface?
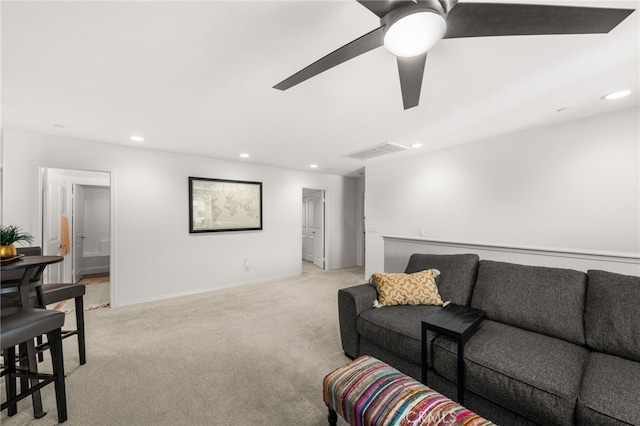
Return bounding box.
[189,177,263,233]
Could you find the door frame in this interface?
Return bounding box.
[39,167,114,299]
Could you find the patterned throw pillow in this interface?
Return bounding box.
[371,269,443,307]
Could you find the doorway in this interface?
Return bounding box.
[74,185,110,281]
[302,188,325,270]
[41,167,111,307]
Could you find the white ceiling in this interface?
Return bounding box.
[2,0,638,177]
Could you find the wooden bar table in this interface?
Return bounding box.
[1,254,63,418]
[2,255,63,305]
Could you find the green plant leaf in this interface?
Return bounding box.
[1,225,34,246]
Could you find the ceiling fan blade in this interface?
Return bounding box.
[274,26,384,91]
[443,3,634,39]
[357,0,417,18]
[438,0,459,14]
[397,53,427,110]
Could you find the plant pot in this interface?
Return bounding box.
[0,245,17,259]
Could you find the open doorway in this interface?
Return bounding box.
[74,185,110,280]
[41,167,111,309]
[302,188,325,270]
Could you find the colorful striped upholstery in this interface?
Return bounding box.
[323,356,494,426]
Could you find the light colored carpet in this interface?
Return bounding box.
[51,283,110,313]
[1,262,364,425]
[51,275,110,313]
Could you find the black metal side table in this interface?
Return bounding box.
[421,303,485,405]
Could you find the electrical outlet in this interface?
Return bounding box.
[244,258,249,271]
[419,228,425,236]
[369,226,379,233]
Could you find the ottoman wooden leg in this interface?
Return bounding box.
[328,407,338,426]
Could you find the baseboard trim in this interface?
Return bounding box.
[113,271,301,308]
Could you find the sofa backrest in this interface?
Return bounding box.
[471,260,587,345]
[403,253,479,306]
[584,270,640,362]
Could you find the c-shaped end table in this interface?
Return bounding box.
[421,303,485,406]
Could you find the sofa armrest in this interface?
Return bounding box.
[338,283,377,359]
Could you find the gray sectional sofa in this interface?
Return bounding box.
[338,254,640,426]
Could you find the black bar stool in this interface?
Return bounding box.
[38,283,86,365]
[14,247,87,365]
[1,307,68,423]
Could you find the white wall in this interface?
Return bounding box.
[2,130,358,306]
[365,107,640,276]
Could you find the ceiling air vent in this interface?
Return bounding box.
[345,142,410,160]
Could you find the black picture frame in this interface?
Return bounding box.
[189,177,263,233]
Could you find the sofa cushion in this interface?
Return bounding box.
[403,253,479,306]
[470,260,587,345]
[371,269,443,307]
[432,320,587,426]
[576,352,640,426]
[357,304,441,367]
[584,270,640,362]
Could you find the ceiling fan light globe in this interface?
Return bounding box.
[384,11,446,57]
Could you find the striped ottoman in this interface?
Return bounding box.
[323,356,494,426]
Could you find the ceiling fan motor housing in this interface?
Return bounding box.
[381,1,448,57]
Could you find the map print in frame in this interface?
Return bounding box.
[189,177,262,233]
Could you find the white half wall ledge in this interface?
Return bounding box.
[383,235,640,277]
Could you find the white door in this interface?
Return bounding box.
[42,170,65,283]
[308,191,325,269]
[72,184,85,283]
[303,195,316,263]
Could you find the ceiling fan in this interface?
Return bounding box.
[273,1,634,110]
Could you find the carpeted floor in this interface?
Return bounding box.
[51,274,111,313]
[1,262,364,425]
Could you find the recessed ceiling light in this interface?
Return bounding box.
[557,107,570,113]
[410,143,423,149]
[310,164,318,169]
[130,135,144,142]
[601,90,631,101]
[240,153,250,158]
[53,124,66,128]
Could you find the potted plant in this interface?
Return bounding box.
[1,225,34,258]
